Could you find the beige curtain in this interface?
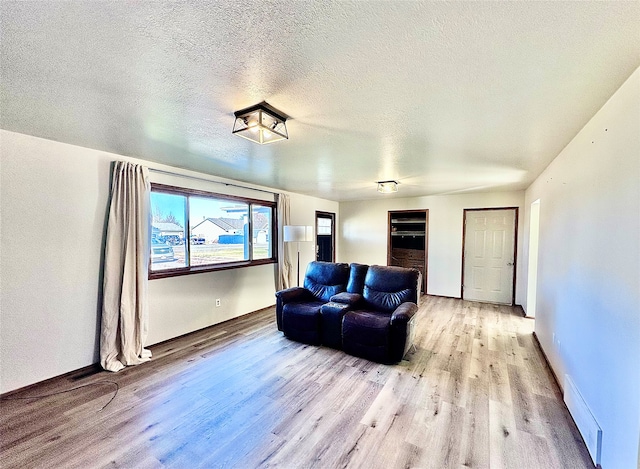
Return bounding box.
[100,161,152,372]
[275,193,293,290]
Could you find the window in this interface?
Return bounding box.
[149,183,277,278]
[317,216,332,235]
[252,204,273,260]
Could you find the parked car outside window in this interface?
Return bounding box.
[190,236,205,245]
[151,238,175,263]
[163,235,183,245]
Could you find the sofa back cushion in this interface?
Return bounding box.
[303,261,350,302]
[347,263,369,293]
[362,265,420,313]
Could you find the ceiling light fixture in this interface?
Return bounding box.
[232,101,288,144]
[377,180,399,193]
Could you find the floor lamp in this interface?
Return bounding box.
[283,225,313,286]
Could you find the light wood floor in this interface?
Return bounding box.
[1,296,594,469]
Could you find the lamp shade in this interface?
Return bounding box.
[233,101,288,144]
[284,225,313,242]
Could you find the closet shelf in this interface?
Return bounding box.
[391,219,426,224]
[391,231,425,236]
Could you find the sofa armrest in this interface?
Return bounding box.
[276,287,312,304]
[329,292,363,306]
[320,301,352,349]
[390,302,418,325]
[275,287,313,331]
[390,302,418,362]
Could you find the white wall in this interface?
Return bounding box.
[289,193,339,285]
[521,68,640,469]
[339,191,525,301]
[0,130,337,392]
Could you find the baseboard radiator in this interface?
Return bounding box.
[564,374,602,467]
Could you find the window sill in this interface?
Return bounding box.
[149,258,276,280]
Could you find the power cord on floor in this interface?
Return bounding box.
[0,380,119,412]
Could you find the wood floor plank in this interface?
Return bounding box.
[0,297,594,469]
[507,363,547,437]
[488,398,521,469]
[488,351,512,406]
[459,377,490,469]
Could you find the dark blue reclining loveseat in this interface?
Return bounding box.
[275,261,420,364]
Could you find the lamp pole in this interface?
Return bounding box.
[296,241,301,286]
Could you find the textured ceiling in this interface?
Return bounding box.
[1,1,639,201]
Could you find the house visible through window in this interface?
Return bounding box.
[149,183,277,278]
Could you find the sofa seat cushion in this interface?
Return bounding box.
[282,301,325,345]
[343,310,391,345]
[342,310,394,363]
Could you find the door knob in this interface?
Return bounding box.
[507,262,514,266]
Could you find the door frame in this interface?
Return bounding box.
[315,211,336,262]
[461,207,519,305]
[526,199,541,318]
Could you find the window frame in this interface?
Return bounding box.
[149,183,278,280]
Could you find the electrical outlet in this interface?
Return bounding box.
[215,298,221,307]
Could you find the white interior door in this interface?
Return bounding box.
[463,208,516,304]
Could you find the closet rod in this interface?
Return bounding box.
[148,168,278,196]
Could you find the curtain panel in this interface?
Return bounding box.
[100,161,152,372]
[275,193,293,291]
